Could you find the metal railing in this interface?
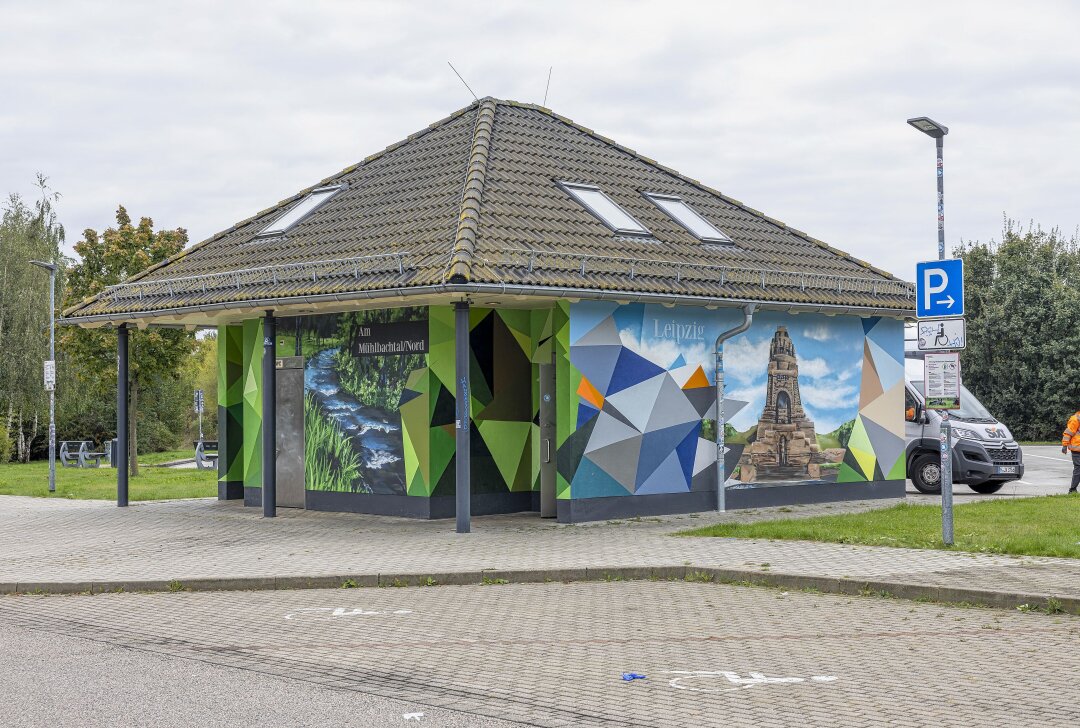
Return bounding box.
[98,252,414,302]
[92,246,913,305]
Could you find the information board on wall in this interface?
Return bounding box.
[923,352,961,410]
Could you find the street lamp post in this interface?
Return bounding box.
[29,260,58,494]
[907,116,954,546]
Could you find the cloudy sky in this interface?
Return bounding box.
[3,1,1078,281]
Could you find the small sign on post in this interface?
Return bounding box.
[194,389,204,414]
[923,352,961,410]
[917,317,966,351]
[43,360,55,392]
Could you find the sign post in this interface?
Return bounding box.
[916,259,965,546]
[194,388,204,441]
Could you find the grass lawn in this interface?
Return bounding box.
[679,495,1080,559]
[0,449,217,501]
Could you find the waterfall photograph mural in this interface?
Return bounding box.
[294,308,428,496]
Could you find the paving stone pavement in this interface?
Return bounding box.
[2,581,1078,727]
[1,495,1078,606]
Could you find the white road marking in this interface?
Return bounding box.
[284,607,414,620]
[403,712,424,721]
[664,670,838,693]
[1023,453,1069,462]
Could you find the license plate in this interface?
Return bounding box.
[996,466,1018,475]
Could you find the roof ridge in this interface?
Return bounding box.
[446,98,497,283]
[63,100,484,318]
[494,99,903,284]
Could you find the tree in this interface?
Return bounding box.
[0,176,65,462]
[62,206,194,476]
[957,220,1080,440]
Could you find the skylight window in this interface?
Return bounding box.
[645,193,732,244]
[257,185,344,237]
[559,182,650,236]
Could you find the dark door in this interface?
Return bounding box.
[539,362,557,518]
[276,356,306,508]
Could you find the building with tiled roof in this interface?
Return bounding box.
[66,98,913,524]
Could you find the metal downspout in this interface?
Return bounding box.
[715,304,756,512]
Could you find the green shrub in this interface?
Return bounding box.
[304,394,365,492]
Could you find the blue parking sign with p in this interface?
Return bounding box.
[916,258,964,318]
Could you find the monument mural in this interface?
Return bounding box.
[565,302,905,497]
[737,326,827,482]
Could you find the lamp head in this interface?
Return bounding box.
[907,117,949,139]
[29,260,58,273]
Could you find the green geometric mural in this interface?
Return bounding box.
[242,318,263,489]
[216,324,245,490]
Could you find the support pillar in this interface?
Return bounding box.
[117,324,129,507]
[454,301,471,533]
[262,311,277,518]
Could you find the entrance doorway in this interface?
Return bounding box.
[275,356,306,508]
[539,361,557,517]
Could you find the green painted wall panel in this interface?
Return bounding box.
[242,319,263,489]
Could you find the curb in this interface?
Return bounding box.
[2,567,1077,615]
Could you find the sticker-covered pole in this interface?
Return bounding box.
[454,301,471,533]
[714,304,755,512]
[262,311,277,518]
[937,134,954,545]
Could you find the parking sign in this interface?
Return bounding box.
[916,258,964,318]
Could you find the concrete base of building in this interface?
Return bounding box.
[243,487,539,519]
[557,480,905,523]
[242,481,904,523]
[217,481,244,501]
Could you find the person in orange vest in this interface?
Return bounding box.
[1061,411,1080,493]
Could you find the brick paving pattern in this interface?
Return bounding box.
[1,496,1078,604]
[2,582,1077,727]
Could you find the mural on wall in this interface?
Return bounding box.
[296,306,546,499]
[300,308,428,495]
[562,302,906,498]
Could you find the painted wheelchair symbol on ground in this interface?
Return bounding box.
[664,670,838,693]
[284,607,414,620]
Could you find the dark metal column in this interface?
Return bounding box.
[262,312,277,518]
[117,324,129,507]
[454,301,471,533]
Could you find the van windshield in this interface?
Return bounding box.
[910,381,996,422]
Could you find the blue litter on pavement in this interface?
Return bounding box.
[621,673,647,681]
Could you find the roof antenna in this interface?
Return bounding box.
[447,61,479,102]
[543,66,553,107]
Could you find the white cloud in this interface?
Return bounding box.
[802,324,832,342]
[797,355,830,380]
[619,327,711,371]
[725,384,766,430]
[800,381,860,411]
[722,336,771,384]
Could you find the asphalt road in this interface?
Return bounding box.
[2,581,1077,727]
[906,444,1072,500]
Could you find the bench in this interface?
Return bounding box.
[195,440,219,471]
[59,440,108,468]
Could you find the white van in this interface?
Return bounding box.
[903,357,1024,494]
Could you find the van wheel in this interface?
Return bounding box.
[970,482,1005,494]
[911,454,942,494]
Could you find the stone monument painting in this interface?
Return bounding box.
[738,326,826,482]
